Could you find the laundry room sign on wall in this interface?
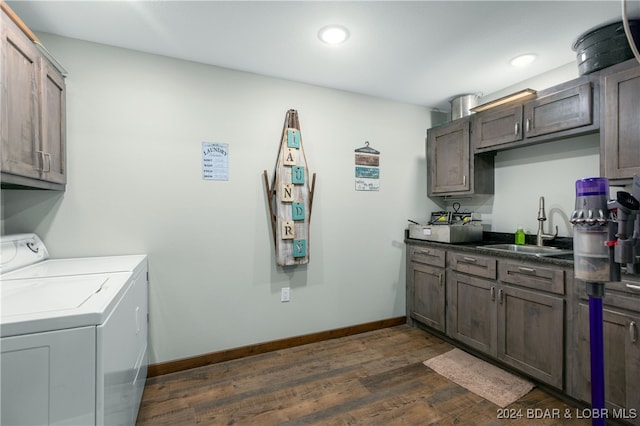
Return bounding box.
[202,142,229,181]
[263,109,317,266]
[355,141,380,191]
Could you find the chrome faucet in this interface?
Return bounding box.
[537,196,558,246]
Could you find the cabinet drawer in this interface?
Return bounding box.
[450,252,496,279]
[499,261,565,295]
[410,246,445,268]
[620,275,640,296]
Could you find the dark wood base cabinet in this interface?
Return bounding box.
[407,242,568,390]
[573,304,640,419]
[406,240,640,422]
[446,251,564,389]
[406,246,446,332]
[567,277,640,425]
[448,271,496,356]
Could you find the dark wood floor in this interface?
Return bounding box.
[136,325,588,425]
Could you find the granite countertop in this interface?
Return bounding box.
[404,230,575,267]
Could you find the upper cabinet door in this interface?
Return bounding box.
[601,64,640,182]
[1,8,66,190]
[472,104,523,150]
[427,119,470,195]
[523,82,593,138]
[1,13,41,180]
[39,59,66,185]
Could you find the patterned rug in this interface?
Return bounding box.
[423,348,534,408]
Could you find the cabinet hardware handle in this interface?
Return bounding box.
[491,286,495,301]
[518,266,536,274]
[416,249,431,256]
[463,175,467,187]
[626,283,640,292]
[514,122,519,135]
[630,322,637,344]
[526,118,531,133]
[438,273,444,287]
[44,153,51,172]
[36,151,45,171]
[498,289,504,304]
[462,257,477,263]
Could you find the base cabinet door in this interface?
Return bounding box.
[498,285,564,388]
[447,271,497,357]
[574,303,640,424]
[411,263,445,332]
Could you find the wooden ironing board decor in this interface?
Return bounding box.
[263,109,316,266]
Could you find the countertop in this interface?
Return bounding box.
[404,230,574,267]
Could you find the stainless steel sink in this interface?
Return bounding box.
[478,243,573,258]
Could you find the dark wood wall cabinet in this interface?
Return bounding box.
[472,79,597,153]
[600,60,640,184]
[406,240,640,424]
[427,58,640,197]
[426,118,494,197]
[1,9,66,190]
[426,75,599,198]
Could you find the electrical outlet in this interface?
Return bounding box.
[281,287,290,302]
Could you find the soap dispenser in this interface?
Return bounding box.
[515,226,525,245]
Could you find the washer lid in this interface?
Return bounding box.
[1,255,147,280]
[1,272,132,337]
[1,275,107,316]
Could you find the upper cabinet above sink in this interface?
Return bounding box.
[472,77,599,153]
[425,75,600,198]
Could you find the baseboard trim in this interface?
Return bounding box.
[148,316,407,377]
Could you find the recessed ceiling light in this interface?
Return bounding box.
[510,54,537,68]
[318,25,350,45]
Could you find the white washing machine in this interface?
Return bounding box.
[1,234,149,426]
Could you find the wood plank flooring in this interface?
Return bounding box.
[136,325,588,425]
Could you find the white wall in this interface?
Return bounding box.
[1,35,437,364]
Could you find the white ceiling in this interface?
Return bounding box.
[6,1,635,111]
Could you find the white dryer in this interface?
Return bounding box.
[0,234,148,426]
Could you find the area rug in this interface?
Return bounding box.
[423,348,534,408]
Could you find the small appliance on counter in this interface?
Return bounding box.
[409,208,482,243]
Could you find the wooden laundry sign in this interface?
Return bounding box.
[264,109,316,266]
